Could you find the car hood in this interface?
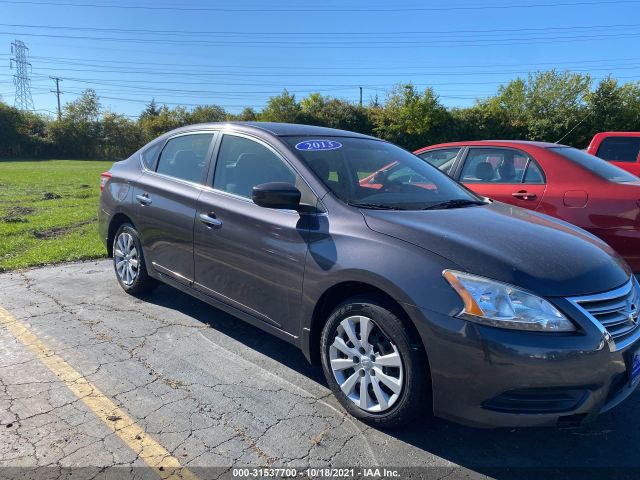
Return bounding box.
[362,201,630,297]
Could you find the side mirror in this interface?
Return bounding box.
[252,182,301,210]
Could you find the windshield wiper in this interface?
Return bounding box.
[348,202,406,210]
[422,199,487,210]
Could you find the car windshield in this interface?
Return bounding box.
[285,136,483,210]
[550,147,640,183]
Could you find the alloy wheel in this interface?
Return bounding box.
[114,232,139,286]
[329,315,404,412]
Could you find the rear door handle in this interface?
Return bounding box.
[512,190,537,200]
[198,213,223,229]
[136,194,152,205]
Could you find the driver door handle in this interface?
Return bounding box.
[136,193,152,205]
[198,212,223,229]
[512,190,537,200]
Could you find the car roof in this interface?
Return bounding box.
[416,140,569,151]
[169,122,378,139]
[593,131,640,136]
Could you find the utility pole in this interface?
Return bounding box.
[10,40,35,111]
[359,86,363,107]
[50,76,63,119]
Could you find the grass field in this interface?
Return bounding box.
[0,159,113,271]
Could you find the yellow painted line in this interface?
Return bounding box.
[0,305,199,480]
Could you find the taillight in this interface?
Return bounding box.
[100,172,112,192]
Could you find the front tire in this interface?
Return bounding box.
[112,223,156,295]
[320,296,429,428]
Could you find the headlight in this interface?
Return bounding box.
[443,270,575,332]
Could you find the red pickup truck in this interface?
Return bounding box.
[587,132,640,176]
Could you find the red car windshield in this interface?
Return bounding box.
[285,136,482,210]
[550,147,640,183]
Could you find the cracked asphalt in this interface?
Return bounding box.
[1,260,640,480]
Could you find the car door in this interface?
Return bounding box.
[193,133,316,331]
[457,147,546,210]
[132,131,216,285]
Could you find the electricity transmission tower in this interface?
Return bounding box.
[10,40,35,111]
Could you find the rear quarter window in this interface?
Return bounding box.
[141,141,162,169]
[550,147,639,183]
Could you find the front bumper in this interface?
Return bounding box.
[405,288,640,428]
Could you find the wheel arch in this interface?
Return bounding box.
[307,281,426,367]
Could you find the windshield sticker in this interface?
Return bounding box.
[295,140,342,151]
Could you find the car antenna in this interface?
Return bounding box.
[555,111,592,144]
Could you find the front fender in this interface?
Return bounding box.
[299,224,464,360]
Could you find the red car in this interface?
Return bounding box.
[411,141,640,272]
[587,132,640,176]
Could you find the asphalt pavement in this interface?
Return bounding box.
[1,260,639,480]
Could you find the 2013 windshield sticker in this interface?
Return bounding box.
[295,140,342,151]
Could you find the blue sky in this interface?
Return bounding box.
[1,0,639,117]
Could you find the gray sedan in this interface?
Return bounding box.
[99,122,639,428]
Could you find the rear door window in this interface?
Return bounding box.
[596,136,640,163]
[155,133,214,184]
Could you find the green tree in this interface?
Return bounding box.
[227,106,258,121]
[299,93,373,134]
[101,112,143,159]
[140,99,160,120]
[0,102,48,157]
[259,90,303,123]
[523,70,591,144]
[371,84,452,149]
[2,70,639,159]
[618,82,640,129]
[138,105,190,143]
[586,78,640,141]
[187,105,227,124]
[48,89,103,158]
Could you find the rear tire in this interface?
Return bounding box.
[320,295,429,428]
[112,223,157,295]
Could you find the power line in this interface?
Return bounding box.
[5,69,636,91]
[8,52,640,72]
[24,60,640,78]
[0,21,638,38]
[9,39,35,111]
[0,30,637,48]
[0,0,638,12]
[26,74,636,105]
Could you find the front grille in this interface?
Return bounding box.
[571,278,640,348]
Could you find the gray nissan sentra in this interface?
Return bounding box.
[98,122,640,428]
